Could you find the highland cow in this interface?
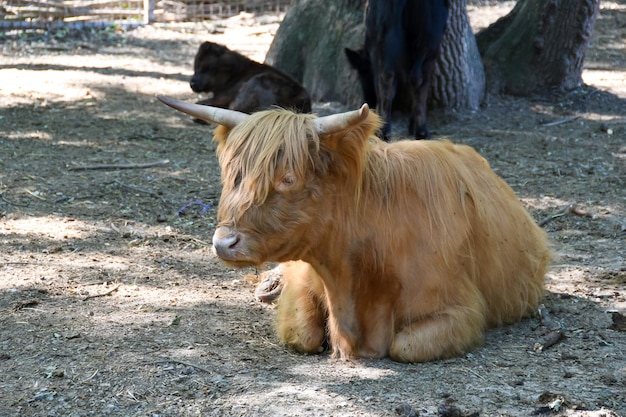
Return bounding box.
[157,95,550,363]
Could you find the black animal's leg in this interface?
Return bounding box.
[407,66,425,138]
[409,58,436,139]
[376,69,397,142]
[345,48,378,108]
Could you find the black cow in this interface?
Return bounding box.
[346,0,449,140]
[190,41,311,114]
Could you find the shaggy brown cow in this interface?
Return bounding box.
[157,95,550,363]
[190,41,311,113]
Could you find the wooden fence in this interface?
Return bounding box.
[0,0,293,30]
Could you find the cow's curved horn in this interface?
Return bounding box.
[313,103,370,135]
[156,95,248,128]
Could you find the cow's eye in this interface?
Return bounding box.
[276,174,297,192]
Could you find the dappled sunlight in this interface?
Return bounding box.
[1,9,624,417]
[228,385,365,415]
[141,16,282,63]
[467,1,516,32]
[520,196,573,211]
[599,1,626,11]
[53,139,111,147]
[214,363,401,417]
[0,65,189,106]
[0,213,222,292]
[529,101,626,123]
[291,361,396,381]
[1,67,105,105]
[5,130,52,141]
[0,14,287,109]
[547,266,625,310]
[0,213,212,249]
[1,215,97,240]
[583,70,626,99]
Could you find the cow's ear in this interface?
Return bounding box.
[210,43,227,56]
[318,111,381,177]
[344,48,360,69]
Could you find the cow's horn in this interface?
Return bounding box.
[156,95,248,128]
[314,103,370,135]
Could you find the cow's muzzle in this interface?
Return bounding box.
[189,76,202,92]
[212,226,255,265]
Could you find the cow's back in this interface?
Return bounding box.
[450,143,548,325]
[361,140,548,328]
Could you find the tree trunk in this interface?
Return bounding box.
[432,0,485,109]
[265,0,365,105]
[476,0,599,95]
[266,0,485,111]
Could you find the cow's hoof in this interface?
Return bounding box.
[255,267,284,303]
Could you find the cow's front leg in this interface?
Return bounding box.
[324,298,361,359]
[390,288,487,363]
[275,262,327,354]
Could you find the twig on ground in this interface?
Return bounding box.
[67,160,170,171]
[12,299,40,311]
[80,370,99,383]
[24,189,47,201]
[534,304,564,352]
[539,203,591,227]
[0,192,31,207]
[154,358,213,373]
[82,285,120,301]
[540,116,580,127]
[113,180,164,200]
[463,366,487,381]
[80,281,113,286]
[189,236,211,247]
[177,201,212,216]
[109,222,123,236]
[538,304,560,330]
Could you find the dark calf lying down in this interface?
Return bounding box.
[190,41,311,114]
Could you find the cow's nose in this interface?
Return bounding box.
[212,228,241,260]
[189,78,200,92]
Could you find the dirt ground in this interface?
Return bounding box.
[1,2,625,416]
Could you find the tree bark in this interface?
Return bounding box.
[265,0,365,104]
[432,0,485,109]
[266,0,484,111]
[476,0,599,95]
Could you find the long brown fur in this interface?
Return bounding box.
[212,109,550,363]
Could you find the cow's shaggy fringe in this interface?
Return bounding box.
[213,109,550,363]
[215,111,319,217]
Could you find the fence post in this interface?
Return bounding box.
[143,0,155,24]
